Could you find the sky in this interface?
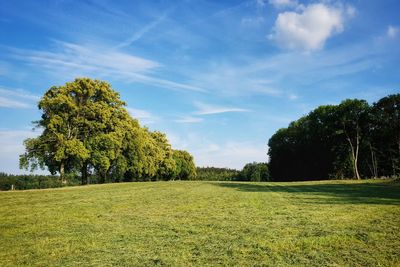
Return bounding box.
[0,0,399,174]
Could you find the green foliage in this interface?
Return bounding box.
[239,162,270,182]
[0,172,80,190]
[268,94,400,181]
[172,150,197,180]
[196,167,239,181]
[1,180,399,266]
[151,131,177,181]
[370,94,400,177]
[20,78,196,184]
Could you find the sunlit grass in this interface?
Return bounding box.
[1,179,399,266]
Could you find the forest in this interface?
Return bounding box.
[268,95,400,181]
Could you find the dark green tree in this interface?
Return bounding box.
[268,99,372,181]
[370,94,400,177]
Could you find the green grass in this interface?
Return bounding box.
[1,180,399,266]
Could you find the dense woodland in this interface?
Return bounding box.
[268,94,400,181]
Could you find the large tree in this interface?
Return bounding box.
[335,99,370,180]
[21,78,128,184]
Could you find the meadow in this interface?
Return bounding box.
[1,179,399,266]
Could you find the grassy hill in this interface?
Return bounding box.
[1,180,399,266]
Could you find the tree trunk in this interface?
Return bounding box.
[354,131,361,180]
[347,136,361,180]
[81,162,88,185]
[369,143,378,178]
[99,171,107,184]
[60,162,66,184]
[354,156,361,180]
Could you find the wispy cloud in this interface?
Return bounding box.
[174,116,203,123]
[256,0,267,7]
[387,25,399,39]
[189,40,379,99]
[0,62,8,76]
[8,41,205,92]
[241,16,265,27]
[115,11,170,49]
[11,41,159,73]
[0,97,31,108]
[189,63,285,97]
[194,102,250,115]
[0,88,40,109]
[268,0,299,9]
[127,107,159,125]
[0,88,40,101]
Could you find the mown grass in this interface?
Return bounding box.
[0,179,399,266]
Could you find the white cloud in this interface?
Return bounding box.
[126,107,159,125]
[9,41,205,92]
[174,116,203,123]
[269,3,345,51]
[194,102,250,115]
[269,0,298,9]
[387,25,399,38]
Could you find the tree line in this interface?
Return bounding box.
[268,94,400,181]
[19,78,196,184]
[0,172,76,190]
[196,163,270,182]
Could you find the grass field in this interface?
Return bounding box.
[1,180,399,266]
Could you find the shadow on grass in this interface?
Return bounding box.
[212,181,400,205]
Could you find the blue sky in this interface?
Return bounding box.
[0,0,399,173]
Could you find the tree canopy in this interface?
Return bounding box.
[268,94,400,181]
[20,78,196,184]
[238,162,270,182]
